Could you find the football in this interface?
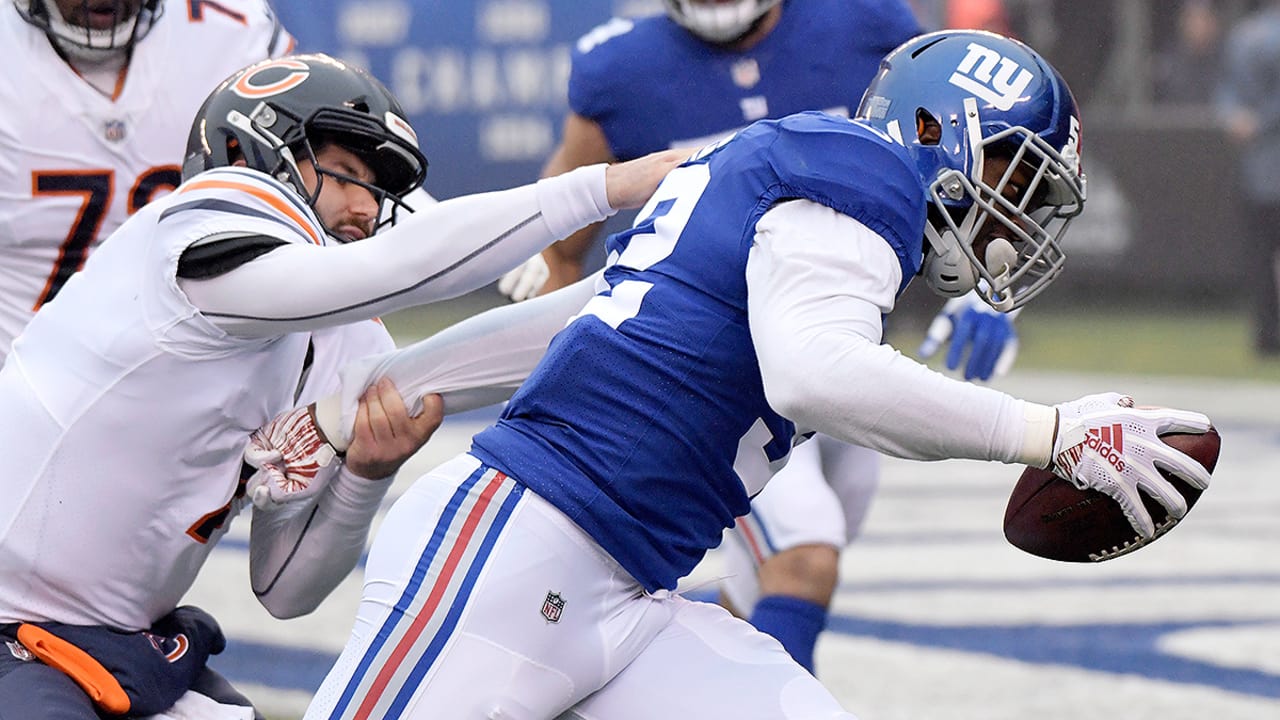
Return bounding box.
[1003,428,1221,562]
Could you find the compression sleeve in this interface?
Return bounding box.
[179,165,612,337]
[746,199,1055,468]
[248,465,390,619]
[311,274,602,451]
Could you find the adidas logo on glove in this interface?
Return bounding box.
[1084,423,1126,472]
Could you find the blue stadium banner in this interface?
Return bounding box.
[274,0,661,199]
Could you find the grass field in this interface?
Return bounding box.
[384,288,1280,383]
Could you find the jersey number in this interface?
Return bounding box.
[573,163,710,328]
[575,161,796,488]
[31,166,181,309]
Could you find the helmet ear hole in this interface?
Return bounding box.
[225,137,244,166]
[916,108,942,145]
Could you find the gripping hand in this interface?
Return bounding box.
[1050,392,1213,539]
[497,253,549,302]
[918,290,1018,381]
[244,405,339,509]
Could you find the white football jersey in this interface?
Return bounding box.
[0,167,392,630]
[0,0,293,360]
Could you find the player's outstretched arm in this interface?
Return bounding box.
[181,148,683,337]
[313,272,602,451]
[745,199,1217,511]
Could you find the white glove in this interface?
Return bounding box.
[244,405,339,509]
[1050,392,1213,539]
[918,289,1020,381]
[497,253,549,302]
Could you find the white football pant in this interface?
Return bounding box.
[306,453,856,720]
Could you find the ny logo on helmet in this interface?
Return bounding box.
[948,42,1032,111]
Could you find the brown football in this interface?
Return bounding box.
[1003,428,1221,562]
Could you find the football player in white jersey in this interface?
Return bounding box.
[254,31,1214,719]
[0,0,295,363]
[0,53,682,719]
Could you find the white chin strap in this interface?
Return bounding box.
[44,0,139,62]
[922,223,1019,311]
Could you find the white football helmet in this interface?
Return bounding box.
[663,0,781,43]
[14,0,163,62]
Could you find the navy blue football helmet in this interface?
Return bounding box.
[856,30,1086,310]
[184,53,427,241]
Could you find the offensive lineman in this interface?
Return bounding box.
[0,53,681,718]
[277,31,1214,718]
[0,0,295,362]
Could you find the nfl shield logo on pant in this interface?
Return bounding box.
[541,591,565,623]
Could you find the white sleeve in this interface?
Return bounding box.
[313,273,603,450]
[248,465,390,619]
[179,165,612,337]
[747,200,1055,467]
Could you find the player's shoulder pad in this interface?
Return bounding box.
[574,16,637,57]
[569,13,680,116]
[571,13,677,80]
[162,167,327,248]
[763,112,927,285]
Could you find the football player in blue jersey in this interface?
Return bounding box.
[278,30,1215,719]
[497,0,1017,675]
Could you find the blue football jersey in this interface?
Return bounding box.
[569,0,922,160]
[472,113,927,591]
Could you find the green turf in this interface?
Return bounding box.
[887,306,1280,382]
[384,290,1280,383]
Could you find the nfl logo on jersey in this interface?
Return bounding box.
[103,119,127,143]
[731,58,760,89]
[541,591,565,623]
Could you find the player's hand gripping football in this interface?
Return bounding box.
[244,404,339,510]
[1050,392,1213,539]
[918,289,1019,381]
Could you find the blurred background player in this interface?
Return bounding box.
[1217,0,1280,357]
[0,0,294,362]
[497,0,1019,675]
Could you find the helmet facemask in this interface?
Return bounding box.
[856,30,1088,313]
[922,100,1085,311]
[16,0,162,62]
[223,99,427,242]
